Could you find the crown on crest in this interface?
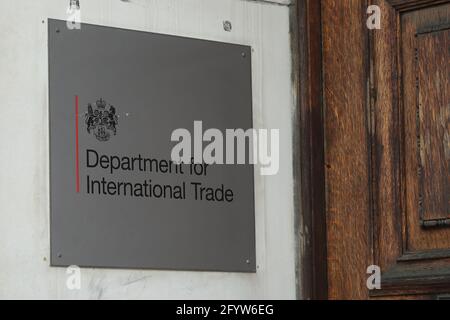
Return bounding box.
[96,98,107,110]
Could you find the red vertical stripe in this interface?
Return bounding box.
[75,95,80,193]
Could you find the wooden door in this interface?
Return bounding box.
[320,0,450,299]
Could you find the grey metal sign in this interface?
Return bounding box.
[48,19,255,272]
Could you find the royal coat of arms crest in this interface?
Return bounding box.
[85,98,119,142]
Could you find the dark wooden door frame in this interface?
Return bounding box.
[294,0,450,300]
[292,0,328,300]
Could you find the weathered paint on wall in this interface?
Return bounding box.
[0,0,296,299]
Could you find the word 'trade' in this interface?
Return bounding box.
[171,121,280,176]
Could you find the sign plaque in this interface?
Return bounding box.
[49,19,255,272]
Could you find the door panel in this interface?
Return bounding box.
[402,5,450,254]
[374,1,450,297]
[416,29,449,226]
[322,0,450,299]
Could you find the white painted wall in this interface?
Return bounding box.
[0,0,296,299]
